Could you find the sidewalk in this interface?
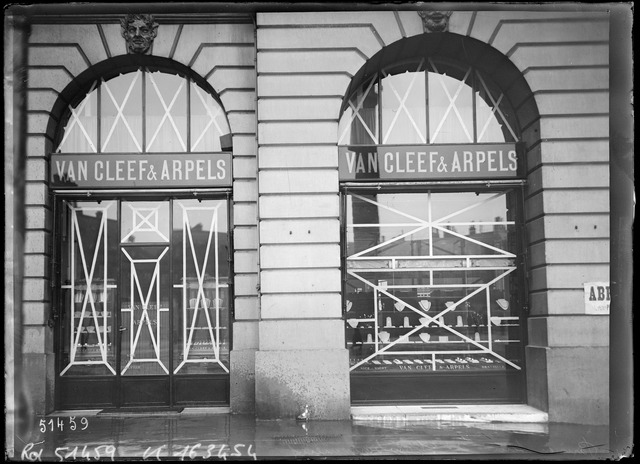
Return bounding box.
[11,408,612,461]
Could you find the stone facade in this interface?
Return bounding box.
[5,4,615,425]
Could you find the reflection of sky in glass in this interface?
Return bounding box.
[121,201,170,243]
[146,72,187,152]
[338,80,379,145]
[476,79,513,143]
[58,91,98,153]
[338,65,515,145]
[476,96,504,143]
[57,69,230,154]
[381,72,426,144]
[101,71,143,152]
[337,106,355,144]
[428,72,473,143]
[190,82,231,152]
[173,199,228,233]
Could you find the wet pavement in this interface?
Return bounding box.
[11,411,612,461]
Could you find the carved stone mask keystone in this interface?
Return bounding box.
[418,10,453,33]
[120,14,159,55]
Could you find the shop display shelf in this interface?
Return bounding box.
[348,340,484,345]
[356,324,489,330]
[75,326,113,333]
[74,313,112,318]
[187,306,226,310]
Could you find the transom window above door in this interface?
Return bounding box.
[338,58,519,146]
[56,69,232,154]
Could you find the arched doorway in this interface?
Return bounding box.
[51,58,234,409]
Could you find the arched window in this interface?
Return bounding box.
[340,49,528,405]
[51,65,234,409]
[338,58,518,146]
[56,68,232,154]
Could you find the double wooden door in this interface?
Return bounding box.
[55,197,231,409]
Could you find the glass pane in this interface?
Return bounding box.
[120,246,171,376]
[476,71,517,143]
[57,90,98,153]
[431,192,514,256]
[190,82,232,152]
[345,192,521,374]
[347,192,434,260]
[121,201,170,244]
[381,71,426,144]
[338,79,379,145]
[172,199,230,375]
[146,72,188,152]
[346,192,515,258]
[60,201,118,376]
[428,71,473,143]
[101,72,143,152]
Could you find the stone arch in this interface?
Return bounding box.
[339,31,540,147]
[337,30,544,406]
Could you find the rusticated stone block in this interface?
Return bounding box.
[255,349,350,419]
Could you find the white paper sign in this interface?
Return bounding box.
[584,282,610,315]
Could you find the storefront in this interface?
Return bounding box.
[6,4,614,426]
[337,44,528,403]
[50,60,234,408]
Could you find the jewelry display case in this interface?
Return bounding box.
[346,290,521,373]
[344,190,525,401]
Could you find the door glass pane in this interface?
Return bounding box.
[101,72,143,153]
[381,71,426,144]
[120,245,171,376]
[60,201,118,376]
[121,201,170,243]
[172,199,230,375]
[146,71,188,152]
[345,192,522,375]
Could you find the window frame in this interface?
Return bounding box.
[340,183,529,403]
[338,57,520,147]
[338,50,529,403]
[54,67,232,155]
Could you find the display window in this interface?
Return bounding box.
[340,56,526,403]
[344,190,522,373]
[343,188,526,403]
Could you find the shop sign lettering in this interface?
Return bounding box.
[338,143,521,181]
[584,281,610,315]
[50,153,232,189]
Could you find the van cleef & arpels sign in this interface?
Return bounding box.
[50,153,232,189]
[338,143,523,181]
